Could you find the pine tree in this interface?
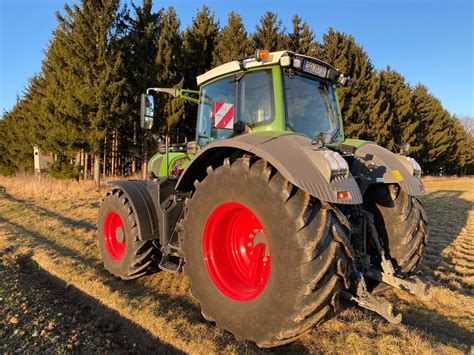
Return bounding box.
[361,70,393,146]
[252,11,287,51]
[410,84,452,173]
[0,76,47,174]
[52,0,128,183]
[181,5,219,134]
[377,67,417,151]
[447,115,472,175]
[123,0,161,172]
[317,28,374,138]
[0,109,33,173]
[155,6,185,130]
[213,11,250,66]
[288,15,315,55]
[182,5,219,88]
[125,0,160,94]
[460,117,474,175]
[39,25,90,156]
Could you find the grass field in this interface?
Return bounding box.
[1,175,473,353]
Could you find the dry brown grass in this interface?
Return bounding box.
[0,174,103,201]
[0,175,473,353]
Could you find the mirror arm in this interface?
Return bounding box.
[176,89,201,105]
[145,87,201,104]
[146,87,178,97]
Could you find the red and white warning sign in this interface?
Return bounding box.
[214,102,234,129]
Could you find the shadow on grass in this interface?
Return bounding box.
[0,191,95,233]
[400,300,473,352]
[420,190,473,294]
[0,215,270,352]
[11,254,182,354]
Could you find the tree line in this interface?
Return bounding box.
[0,0,472,180]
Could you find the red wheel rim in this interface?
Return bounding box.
[103,211,126,260]
[203,202,271,301]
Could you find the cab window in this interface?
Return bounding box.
[239,70,274,125]
[197,77,236,146]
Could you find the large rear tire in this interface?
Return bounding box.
[97,189,159,280]
[182,157,353,347]
[364,184,428,275]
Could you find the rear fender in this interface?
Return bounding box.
[176,133,363,205]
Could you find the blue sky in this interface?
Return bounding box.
[1,0,473,117]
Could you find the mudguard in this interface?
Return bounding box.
[176,133,363,205]
[349,142,425,196]
[108,180,160,241]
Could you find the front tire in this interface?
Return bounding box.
[98,189,159,280]
[182,157,353,347]
[365,184,428,274]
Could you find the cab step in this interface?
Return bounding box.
[158,255,183,273]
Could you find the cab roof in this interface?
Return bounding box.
[196,50,340,86]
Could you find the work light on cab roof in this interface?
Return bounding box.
[98,49,430,348]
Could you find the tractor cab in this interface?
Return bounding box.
[142,50,354,179]
[195,50,352,147]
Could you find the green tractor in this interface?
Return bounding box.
[97,50,430,347]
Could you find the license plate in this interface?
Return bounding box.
[303,60,327,78]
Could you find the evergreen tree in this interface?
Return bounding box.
[378,67,417,151]
[252,11,287,51]
[182,5,219,88]
[0,105,34,173]
[125,0,160,94]
[288,15,315,55]
[53,0,129,182]
[181,5,219,134]
[410,84,452,173]
[155,6,185,130]
[361,70,393,146]
[213,11,250,66]
[39,25,90,156]
[123,0,161,169]
[317,28,374,138]
[460,117,474,175]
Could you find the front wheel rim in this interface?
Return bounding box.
[203,202,271,301]
[103,211,126,260]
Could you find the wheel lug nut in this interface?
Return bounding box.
[249,234,254,238]
[247,242,253,247]
[253,229,259,233]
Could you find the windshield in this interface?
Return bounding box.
[284,71,340,140]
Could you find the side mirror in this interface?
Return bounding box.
[140,93,154,129]
[338,74,355,87]
[400,143,411,155]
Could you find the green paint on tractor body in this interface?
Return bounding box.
[148,151,193,178]
[338,138,371,150]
